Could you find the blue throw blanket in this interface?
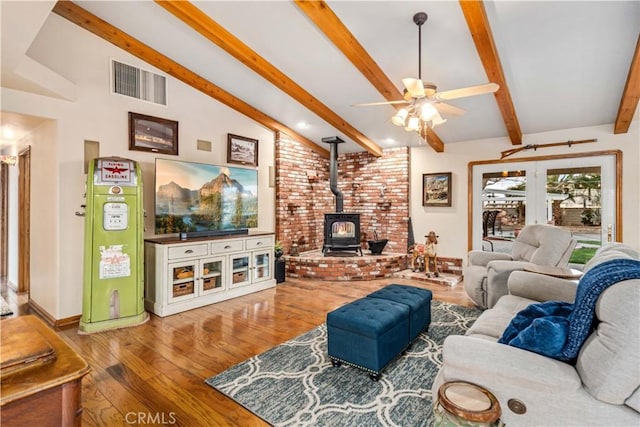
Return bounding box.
[499,258,640,362]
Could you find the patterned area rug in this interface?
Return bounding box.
[1,296,13,316]
[206,301,481,426]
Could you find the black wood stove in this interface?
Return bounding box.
[321,137,362,256]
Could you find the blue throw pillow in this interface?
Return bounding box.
[499,301,572,359]
[499,258,640,362]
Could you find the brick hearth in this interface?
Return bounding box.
[283,251,464,284]
[285,251,408,281]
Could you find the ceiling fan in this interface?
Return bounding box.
[355,12,499,131]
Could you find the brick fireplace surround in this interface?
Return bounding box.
[275,134,410,253]
[275,133,411,281]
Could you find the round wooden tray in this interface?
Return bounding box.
[437,381,501,424]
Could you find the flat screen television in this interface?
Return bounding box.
[155,158,258,235]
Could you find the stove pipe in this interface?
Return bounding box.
[322,136,345,212]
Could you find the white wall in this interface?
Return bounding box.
[411,122,640,260]
[2,14,276,320]
[27,120,59,315]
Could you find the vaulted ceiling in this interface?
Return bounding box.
[2,1,639,157]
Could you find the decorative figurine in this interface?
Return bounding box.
[425,231,439,278]
[410,243,425,272]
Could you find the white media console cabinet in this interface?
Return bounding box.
[144,232,276,317]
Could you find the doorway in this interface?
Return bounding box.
[18,147,31,293]
[1,163,7,278]
[469,151,622,263]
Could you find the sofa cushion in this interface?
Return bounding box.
[466,295,536,339]
[577,279,640,404]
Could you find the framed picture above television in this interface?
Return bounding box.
[155,158,258,234]
[129,112,178,155]
[227,133,258,167]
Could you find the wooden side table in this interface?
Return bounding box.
[1,316,90,426]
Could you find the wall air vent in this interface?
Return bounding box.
[111,59,167,106]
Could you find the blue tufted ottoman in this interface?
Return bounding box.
[367,284,432,341]
[327,297,410,380]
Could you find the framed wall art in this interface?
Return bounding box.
[423,172,452,207]
[227,133,258,167]
[129,112,178,155]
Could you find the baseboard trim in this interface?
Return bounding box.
[28,299,81,329]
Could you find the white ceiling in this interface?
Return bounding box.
[2,1,639,154]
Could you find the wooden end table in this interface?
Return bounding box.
[1,316,90,426]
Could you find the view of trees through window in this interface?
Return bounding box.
[481,167,602,264]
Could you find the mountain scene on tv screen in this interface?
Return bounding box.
[155,172,257,234]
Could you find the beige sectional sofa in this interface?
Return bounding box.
[433,243,640,426]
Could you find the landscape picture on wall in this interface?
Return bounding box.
[155,159,258,234]
[423,172,452,207]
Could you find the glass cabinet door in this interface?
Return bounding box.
[201,257,224,295]
[252,250,271,283]
[230,254,250,287]
[168,261,197,303]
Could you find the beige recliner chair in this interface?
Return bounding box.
[465,224,577,309]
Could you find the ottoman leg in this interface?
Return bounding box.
[369,372,381,382]
[330,358,342,367]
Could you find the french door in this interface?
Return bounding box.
[470,151,621,257]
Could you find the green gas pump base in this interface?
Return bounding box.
[79,311,149,334]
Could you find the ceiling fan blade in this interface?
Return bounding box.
[435,83,499,101]
[402,78,425,98]
[434,102,465,116]
[352,100,408,107]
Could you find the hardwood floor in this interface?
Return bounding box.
[1,276,473,426]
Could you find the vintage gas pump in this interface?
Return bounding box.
[80,157,148,333]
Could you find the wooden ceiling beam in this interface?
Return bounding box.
[295,0,402,104]
[155,0,383,157]
[425,128,444,152]
[294,0,444,153]
[460,0,522,146]
[614,34,640,134]
[51,1,329,158]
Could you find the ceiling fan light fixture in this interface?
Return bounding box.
[355,10,496,139]
[420,103,438,121]
[405,116,420,132]
[392,108,409,126]
[431,111,447,127]
[423,82,437,97]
